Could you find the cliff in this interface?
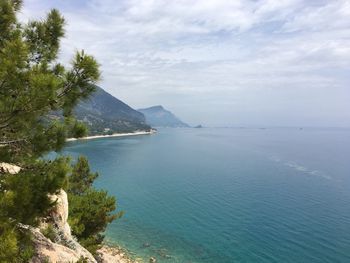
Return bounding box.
[31,189,135,263]
[0,163,134,263]
[30,189,97,262]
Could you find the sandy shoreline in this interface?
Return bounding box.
[66,130,156,142]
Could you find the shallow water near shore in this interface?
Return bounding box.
[63,127,350,262]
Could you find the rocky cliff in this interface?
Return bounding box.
[31,189,135,263]
[0,163,134,263]
[30,189,97,263]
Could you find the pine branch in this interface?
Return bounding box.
[0,139,26,145]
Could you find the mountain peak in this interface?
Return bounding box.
[138,105,189,128]
[140,105,164,111]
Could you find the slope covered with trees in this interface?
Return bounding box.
[73,86,151,135]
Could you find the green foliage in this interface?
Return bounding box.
[0,1,120,261]
[68,190,120,239]
[0,158,70,226]
[0,1,100,163]
[68,157,123,255]
[24,8,65,63]
[72,121,89,138]
[0,223,34,263]
[41,223,57,243]
[0,157,70,261]
[0,0,100,261]
[0,226,18,261]
[69,156,98,195]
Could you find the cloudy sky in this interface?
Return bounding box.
[21,0,350,127]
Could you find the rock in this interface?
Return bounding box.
[0,162,21,174]
[1,163,136,263]
[19,224,94,263]
[30,189,97,263]
[149,257,157,263]
[96,245,135,263]
[48,189,71,239]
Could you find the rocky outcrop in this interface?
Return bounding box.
[18,224,93,263]
[31,189,97,263]
[33,190,136,263]
[47,190,72,240]
[1,162,136,263]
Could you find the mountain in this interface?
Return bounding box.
[73,86,151,135]
[138,105,189,128]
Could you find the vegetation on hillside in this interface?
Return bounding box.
[0,1,120,261]
[73,86,151,135]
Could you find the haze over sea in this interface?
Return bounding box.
[62,128,350,262]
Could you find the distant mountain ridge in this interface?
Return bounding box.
[73,86,151,135]
[138,105,189,128]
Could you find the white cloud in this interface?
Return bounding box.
[20,0,350,126]
[282,1,350,32]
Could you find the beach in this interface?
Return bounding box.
[66,130,156,142]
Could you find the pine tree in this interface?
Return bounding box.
[69,156,99,195]
[67,157,123,255]
[0,1,109,261]
[0,1,100,163]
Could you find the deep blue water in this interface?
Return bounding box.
[63,128,350,262]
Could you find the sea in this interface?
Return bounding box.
[62,127,350,262]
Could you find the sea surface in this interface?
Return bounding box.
[62,128,350,262]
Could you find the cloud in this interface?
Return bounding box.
[282,1,350,32]
[20,0,350,126]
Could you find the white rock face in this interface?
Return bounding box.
[48,189,72,239]
[0,162,21,174]
[31,190,134,262]
[26,225,91,263]
[31,189,97,263]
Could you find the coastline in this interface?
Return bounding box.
[66,130,157,262]
[66,128,157,263]
[66,130,156,142]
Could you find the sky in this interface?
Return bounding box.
[20,0,350,127]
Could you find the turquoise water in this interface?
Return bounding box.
[63,128,350,262]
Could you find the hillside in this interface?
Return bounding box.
[74,86,151,135]
[138,105,189,128]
